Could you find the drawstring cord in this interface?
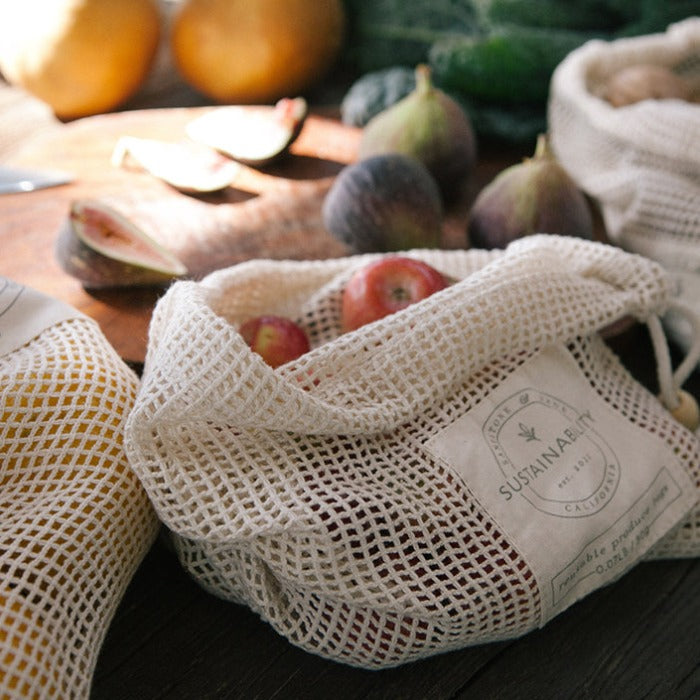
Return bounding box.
[646,299,700,428]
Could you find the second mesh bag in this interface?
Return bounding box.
[0,278,159,697]
[548,18,700,357]
[125,235,700,669]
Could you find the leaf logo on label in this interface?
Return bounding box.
[483,388,621,518]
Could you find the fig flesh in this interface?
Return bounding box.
[322,153,443,253]
[467,134,593,249]
[111,136,241,193]
[55,199,187,288]
[358,65,476,200]
[185,97,308,166]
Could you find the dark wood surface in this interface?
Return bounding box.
[2,100,698,700]
[93,539,700,700]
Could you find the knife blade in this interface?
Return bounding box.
[0,166,73,194]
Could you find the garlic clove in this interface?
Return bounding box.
[604,64,694,108]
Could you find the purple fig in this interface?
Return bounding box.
[322,153,443,253]
[358,64,476,201]
[468,134,593,249]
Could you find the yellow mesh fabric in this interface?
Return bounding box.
[1,314,159,698]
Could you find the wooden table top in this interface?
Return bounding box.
[1,104,523,363]
[0,106,364,363]
[2,97,699,700]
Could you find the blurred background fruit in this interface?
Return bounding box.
[0,0,161,120]
[170,0,346,104]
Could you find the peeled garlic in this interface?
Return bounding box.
[604,64,693,107]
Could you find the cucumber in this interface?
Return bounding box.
[613,0,700,36]
[478,0,625,32]
[429,26,605,103]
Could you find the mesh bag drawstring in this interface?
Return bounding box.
[647,299,700,421]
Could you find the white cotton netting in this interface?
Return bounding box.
[1,316,159,698]
[125,235,700,669]
[548,17,700,355]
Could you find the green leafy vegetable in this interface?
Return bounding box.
[342,0,482,72]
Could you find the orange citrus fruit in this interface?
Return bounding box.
[170,0,345,104]
[0,0,161,119]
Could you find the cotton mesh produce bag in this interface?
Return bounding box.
[125,235,700,669]
[0,277,159,698]
[548,17,700,358]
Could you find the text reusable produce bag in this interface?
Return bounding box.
[0,278,159,697]
[125,235,700,668]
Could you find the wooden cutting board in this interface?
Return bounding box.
[0,106,525,363]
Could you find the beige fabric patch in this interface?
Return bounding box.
[0,276,83,357]
[425,343,696,623]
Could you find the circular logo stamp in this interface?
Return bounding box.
[483,388,621,518]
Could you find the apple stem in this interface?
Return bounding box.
[391,287,412,303]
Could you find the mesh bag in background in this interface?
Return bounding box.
[0,278,159,698]
[548,17,700,358]
[125,236,700,669]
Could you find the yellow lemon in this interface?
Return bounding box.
[170,0,345,104]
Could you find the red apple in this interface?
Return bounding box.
[341,256,448,332]
[239,315,310,368]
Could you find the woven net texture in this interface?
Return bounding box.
[548,17,700,273]
[126,235,700,669]
[1,317,159,698]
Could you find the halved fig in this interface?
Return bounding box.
[111,136,241,193]
[185,97,308,166]
[55,199,187,288]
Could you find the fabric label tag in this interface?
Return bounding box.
[424,343,696,623]
[0,277,84,358]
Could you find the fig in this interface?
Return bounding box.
[358,64,476,200]
[55,199,187,288]
[185,97,308,166]
[467,134,593,249]
[322,153,443,253]
[111,136,241,193]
